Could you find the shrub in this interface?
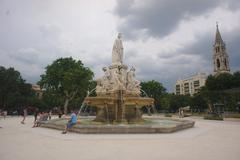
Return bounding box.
[164,114,172,117]
[204,114,223,120]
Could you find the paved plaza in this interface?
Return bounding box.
[1,116,240,160]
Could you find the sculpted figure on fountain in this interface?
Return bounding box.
[101,67,113,91]
[127,67,141,94]
[96,79,104,95]
[96,67,113,95]
[112,67,126,90]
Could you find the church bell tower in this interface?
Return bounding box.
[213,23,230,75]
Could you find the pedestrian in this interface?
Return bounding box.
[32,112,43,128]
[58,109,63,118]
[48,110,52,120]
[62,110,78,134]
[21,107,27,124]
[3,110,7,119]
[33,108,39,122]
[32,111,48,127]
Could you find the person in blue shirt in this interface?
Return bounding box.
[62,110,78,134]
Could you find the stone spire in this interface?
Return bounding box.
[213,23,230,75]
[215,22,224,45]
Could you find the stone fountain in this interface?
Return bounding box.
[84,33,154,123]
[41,33,195,133]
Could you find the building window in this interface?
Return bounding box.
[217,59,220,69]
[224,58,227,68]
[193,80,200,87]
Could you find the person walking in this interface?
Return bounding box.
[3,110,7,119]
[21,107,27,124]
[33,108,39,122]
[48,110,52,120]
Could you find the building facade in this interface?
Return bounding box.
[213,24,230,75]
[175,73,207,96]
[31,84,43,99]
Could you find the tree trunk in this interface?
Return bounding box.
[64,98,69,115]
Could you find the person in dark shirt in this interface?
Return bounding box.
[34,108,39,122]
[58,109,63,118]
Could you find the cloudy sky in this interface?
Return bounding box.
[0,0,240,92]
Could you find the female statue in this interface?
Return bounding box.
[112,33,123,65]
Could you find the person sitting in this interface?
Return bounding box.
[62,110,78,134]
[32,112,49,127]
[42,112,49,121]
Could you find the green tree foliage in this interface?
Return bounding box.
[200,72,240,112]
[158,93,194,113]
[206,73,234,90]
[40,91,63,110]
[191,92,208,112]
[232,72,240,88]
[160,93,171,111]
[0,66,36,111]
[140,80,166,110]
[39,57,94,114]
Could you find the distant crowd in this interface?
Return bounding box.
[1,107,64,126]
[1,107,78,134]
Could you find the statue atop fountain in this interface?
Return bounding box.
[112,33,123,65]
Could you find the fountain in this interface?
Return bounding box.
[84,33,153,123]
[41,33,195,133]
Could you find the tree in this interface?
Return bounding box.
[0,66,35,111]
[39,57,94,114]
[40,91,63,110]
[200,72,240,112]
[159,93,193,113]
[169,94,192,112]
[160,93,171,111]
[206,73,234,90]
[191,93,208,112]
[232,72,240,88]
[140,80,166,111]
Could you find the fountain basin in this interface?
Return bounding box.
[83,90,154,123]
[40,117,195,133]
